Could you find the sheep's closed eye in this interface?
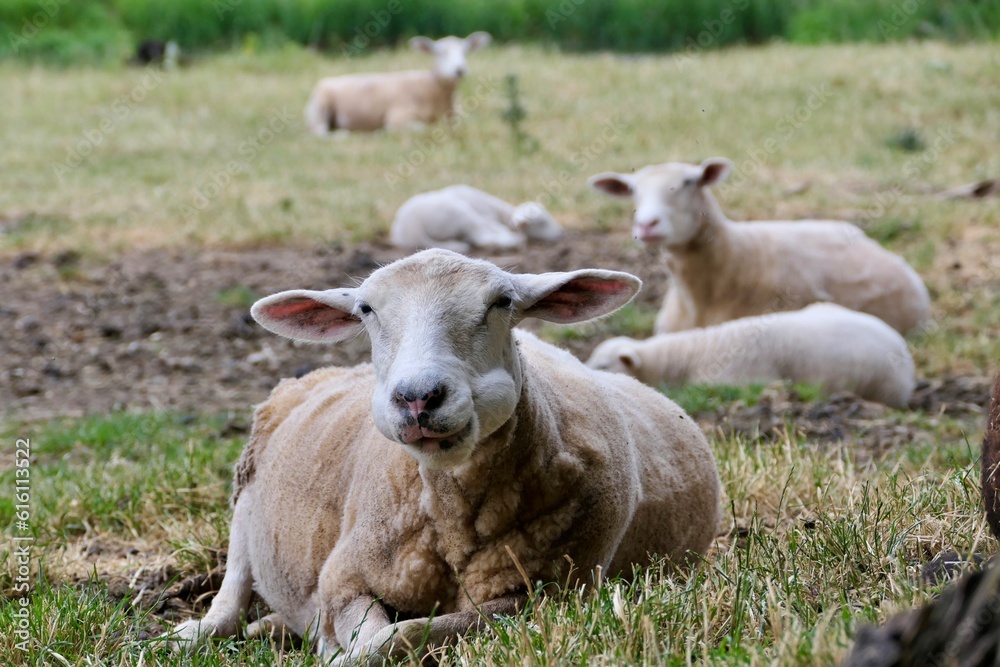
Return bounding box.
[492,295,513,309]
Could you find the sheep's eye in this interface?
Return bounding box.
[358,303,373,315]
[492,295,513,310]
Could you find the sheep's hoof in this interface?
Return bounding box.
[246,614,295,647]
[162,619,212,652]
[323,619,430,666]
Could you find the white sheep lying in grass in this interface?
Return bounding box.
[305,32,491,134]
[586,302,915,408]
[166,249,721,663]
[390,184,564,252]
[589,158,931,336]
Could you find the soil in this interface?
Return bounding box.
[3,229,992,432]
[2,230,672,421]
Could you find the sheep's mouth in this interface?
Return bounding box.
[405,422,472,455]
[414,437,456,453]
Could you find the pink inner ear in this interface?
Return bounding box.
[593,178,631,196]
[534,277,633,320]
[700,163,727,186]
[260,297,358,334]
[261,297,327,320]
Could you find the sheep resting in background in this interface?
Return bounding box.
[586,303,915,408]
[305,32,491,134]
[390,184,563,252]
[165,249,721,664]
[589,158,931,336]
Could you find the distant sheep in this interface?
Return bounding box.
[589,158,931,335]
[390,184,563,252]
[166,249,720,664]
[305,33,491,134]
[586,302,915,408]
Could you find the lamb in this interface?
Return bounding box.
[589,158,931,336]
[390,184,564,252]
[586,303,915,408]
[305,32,491,134]
[165,249,721,664]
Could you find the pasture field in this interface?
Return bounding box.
[1,41,999,665]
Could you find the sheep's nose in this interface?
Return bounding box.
[394,383,447,425]
[637,218,660,232]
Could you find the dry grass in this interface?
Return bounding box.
[2,42,999,251]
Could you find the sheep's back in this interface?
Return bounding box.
[727,220,929,332]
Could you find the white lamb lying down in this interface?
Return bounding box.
[166,249,720,664]
[305,32,490,134]
[390,184,563,252]
[589,157,931,336]
[586,303,915,408]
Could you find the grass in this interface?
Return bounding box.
[1,41,998,664]
[0,408,988,665]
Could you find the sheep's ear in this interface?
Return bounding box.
[464,32,492,51]
[410,36,436,53]
[698,158,732,187]
[618,349,642,371]
[588,172,634,198]
[514,270,641,324]
[251,289,363,343]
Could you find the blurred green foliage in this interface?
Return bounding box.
[2,0,998,65]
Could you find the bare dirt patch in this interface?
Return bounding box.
[3,231,992,427]
[2,231,670,421]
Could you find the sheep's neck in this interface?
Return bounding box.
[635,334,699,385]
[430,75,459,112]
[665,192,738,322]
[418,352,559,567]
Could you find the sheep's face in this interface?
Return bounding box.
[251,249,640,471]
[410,32,491,81]
[585,337,642,377]
[589,158,733,246]
[512,202,564,242]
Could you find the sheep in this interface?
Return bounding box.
[586,303,915,408]
[588,157,931,336]
[165,248,721,664]
[982,373,1000,539]
[390,184,564,252]
[305,32,491,134]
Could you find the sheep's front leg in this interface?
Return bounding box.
[655,284,697,333]
[164,511,255,649]
[322,595,523,665]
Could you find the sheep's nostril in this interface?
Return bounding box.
[393,390,414,408]
[394,382,447,421]
[423,385,446,412]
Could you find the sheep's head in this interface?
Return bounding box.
[589,158,732,246]
[585,337,642,377]
[410,32,491,81]
[512,202,564,242]
[252,249,640,470]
